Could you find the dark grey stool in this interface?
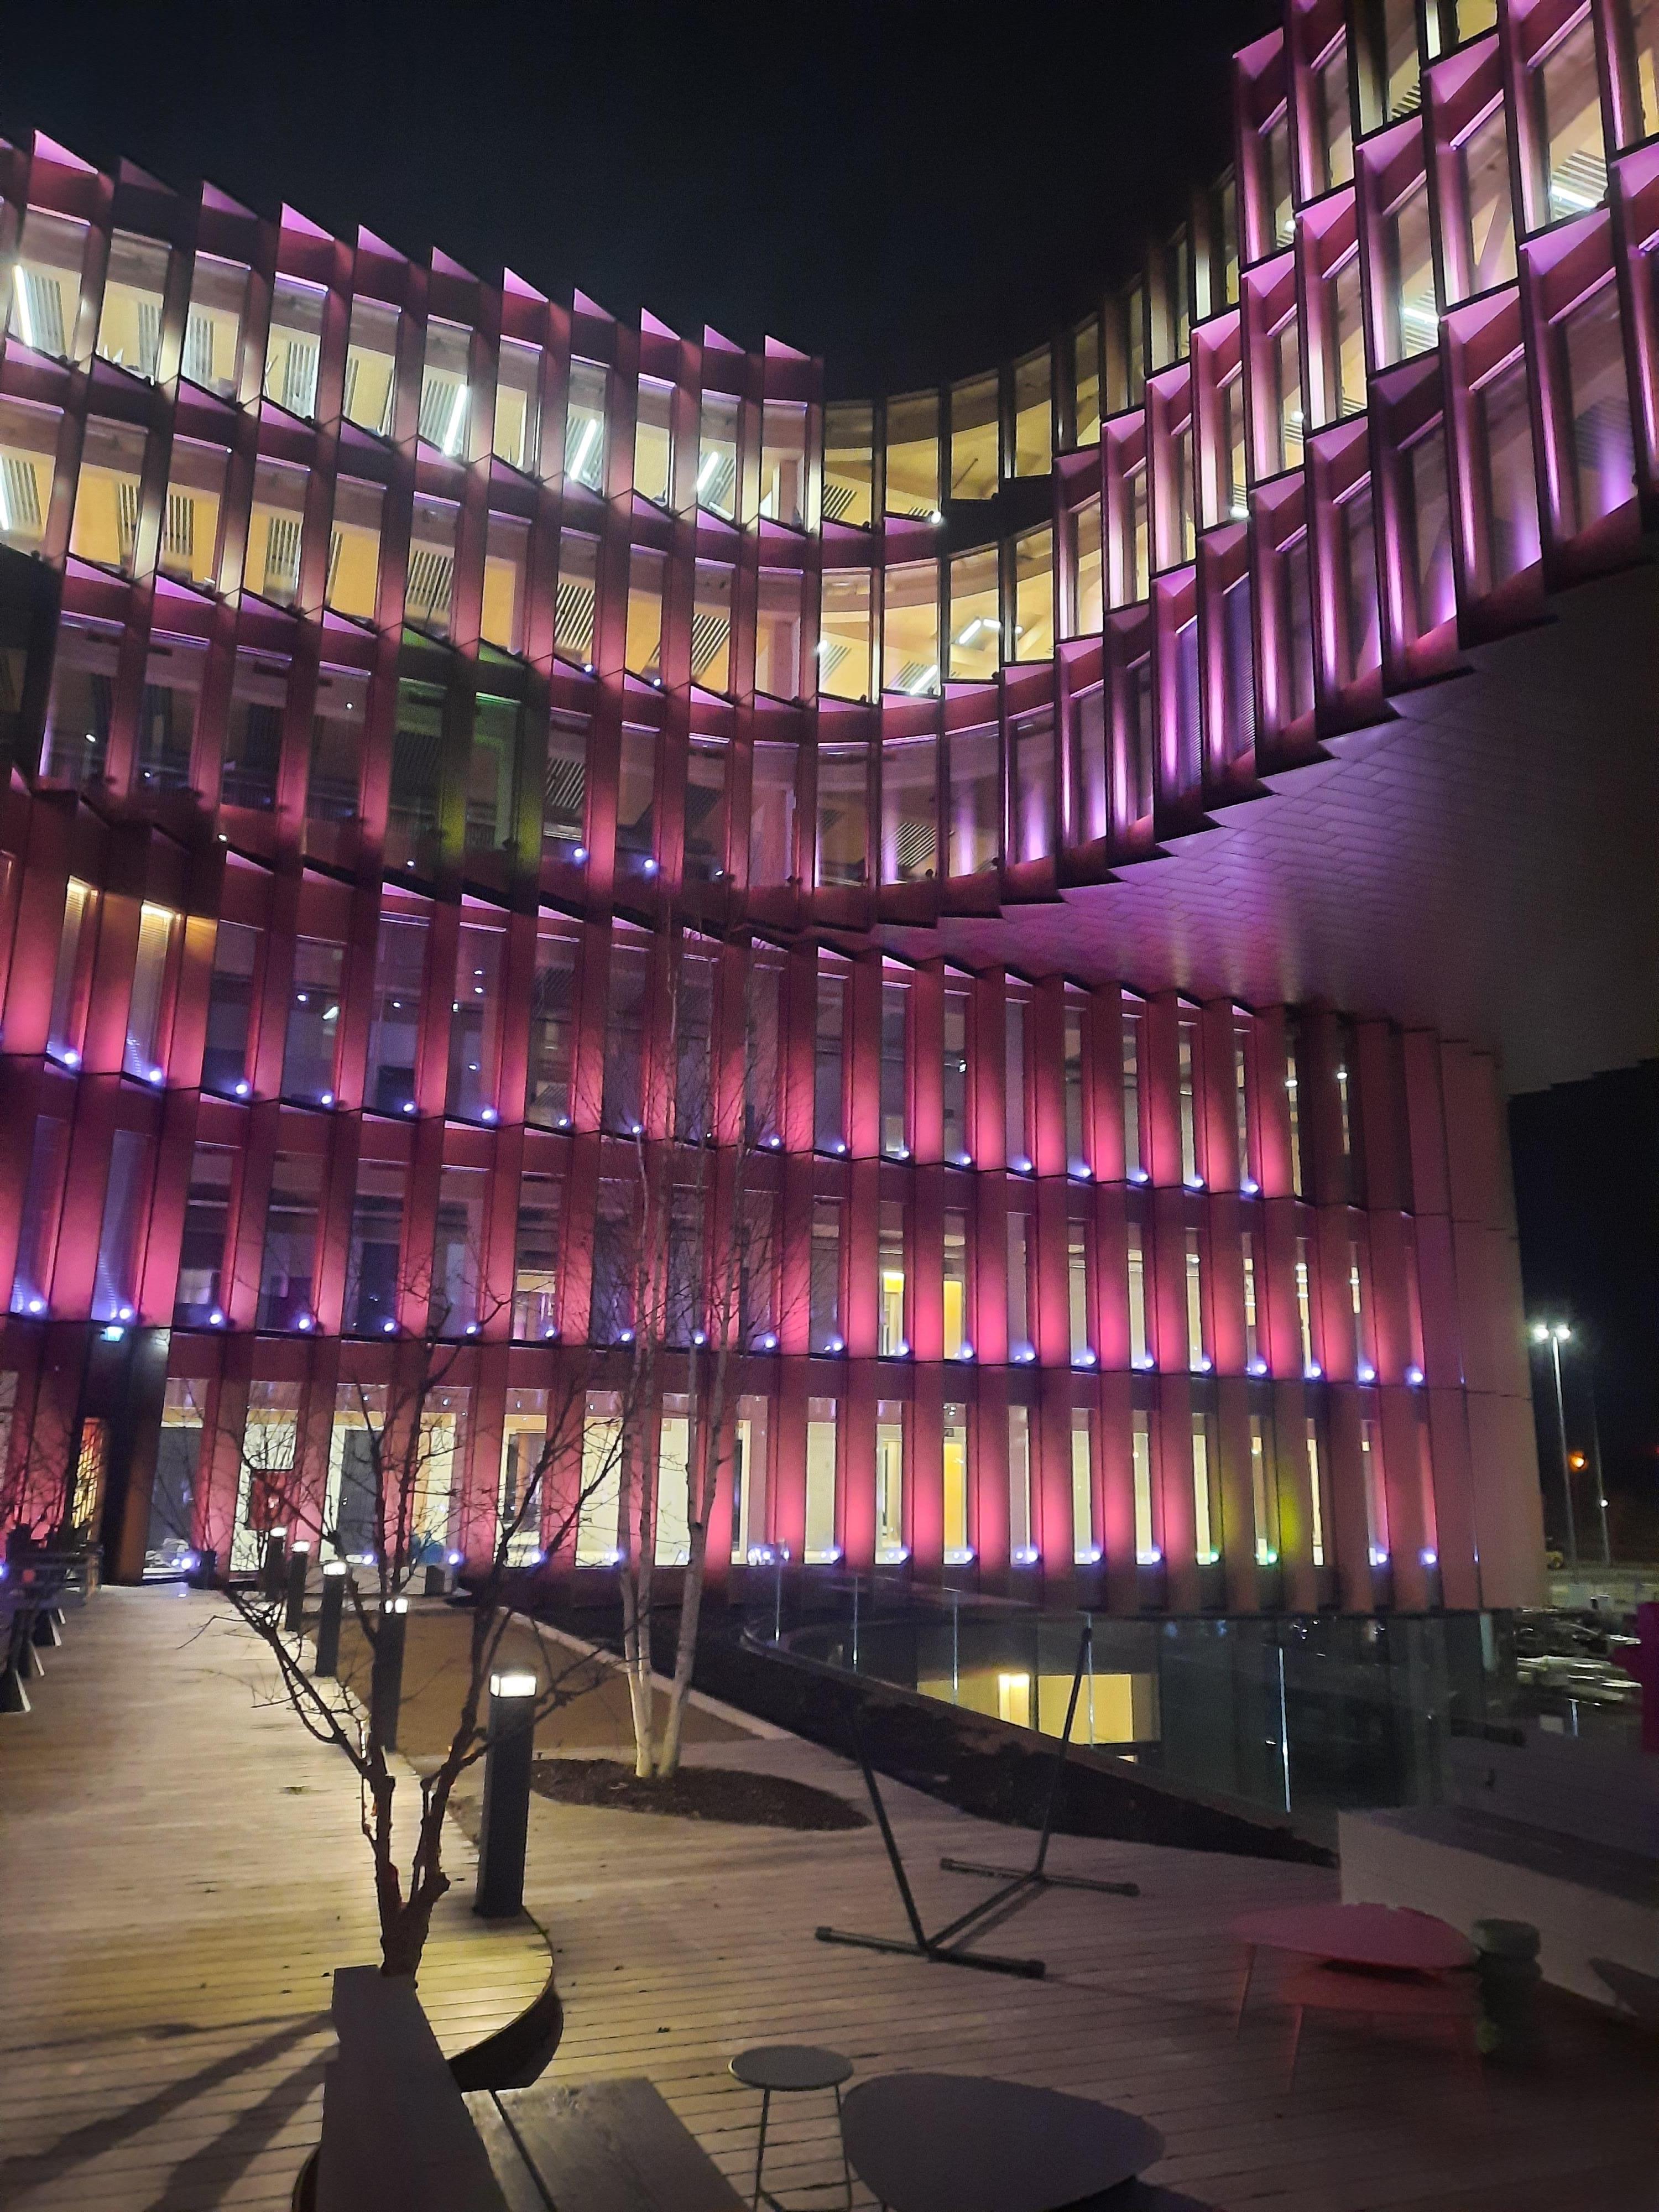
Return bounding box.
[729,2043,854,2211]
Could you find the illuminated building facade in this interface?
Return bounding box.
[5,0,1658,1613]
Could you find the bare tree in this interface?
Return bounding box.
[200,1269,626,1979]
[611,925,779,1781]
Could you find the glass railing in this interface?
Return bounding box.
[741,1574,1632,1837]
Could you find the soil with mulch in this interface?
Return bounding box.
[529,1756,868,1830]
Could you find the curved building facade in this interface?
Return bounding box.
[7,0,1658,1611]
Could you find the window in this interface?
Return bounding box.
[591,1182,637,1341]
[1295,1234,1319,1375]
[1133,1410,1160,1563]
[258,1153,321,1328]
[948,547,1000,681]
[820,570,874,700]
[634,377,675,505]
[1452,103,1517,303]
[880,982,909,1156]
[1250,1413,1278,1566]
[1625,0,1659,141]
[756,570,805,699]
[1014,354,1050,476]
[1361,1417,1389,1564]
[1192,1413,1219,1567]
[222,651,288,812]
[184,254,249,399]
[1358,0,1421,130]
[406,497,459,639]
[744,960,782,1145]
[467,694,521,856]
[814,971,846,1151]
[1115,649,1150,831]
[1066,498,1104,637]
[1121,1002,1144,1179]
[816,745,869,887]
[0,395,60,557]
[447,924,503,1122]
[433,1165,485,1333]
[543,708,590,857]
[876,1404,905,1560]
[885,392,939,516]
[943,1402,970,1558]
[1006,1212,1032,1357]
[1005,999,1030,1168]
[526,932,576,1127]
[418,320,472,458]
[625,546,666,679]
[1305,1417,1328,1567]
[1470,352,1542,589]
[343,296,400,436]
[878,1202,906,1356]
[1243,1232,1261,1370]
[1350,1238,1371,1376]
[1070,1411,1095,1561]
[263,278,324,420]
[138,638,204,794]
[1555,280,1635,536]
[942,992,971,1164]
[696,389,740,518]
[203,921,259,1095]
[1400,424,1456,638]
[493,338,541,473]
[281,937,343,1105]
[513,1173,561,1339]
[1063,1005,1089,1175]
[674,951,715,1140]
[327,477,383,620]
[602,939,649,1133]
[482,515,530,655]
[69,416,148,578]
[499,1391,548,1563]
[1285,1035,1305,1194]
[1011,528,1053,660]
[1068,1222,1091,1363]
[1233,1019,1254,1185]
[1185,1231,1209,1371]
[881,736,937,884]
[1378,178,1438,365]
[948,726,1000,876]
[943,1209,969,1360]
[1177,1014,1202,1186]
[759,402,808,526]
[684,742,728,882]
[950,374,999,499]
[731,1396,770,1559]
[1127,1222,1150,1368]
[1527,7,1606,226]
[823,401,873,526]
[346,1163,406,1333]
[577,1391,623,1560]
[805,1399,839,1561]
[1008,1406,1034,1558]
[1073,317,1102,447]
[692,561,734,693]
[883,559,940,695]
[124,903,176,1082]
[749,742,796,885]
[174,1145,233,1326]
[9,1117,69,1313]
[555,531,598,666]
[565,360,608,490]
[1267,312,1304,476]
[365,914,426,1117]
[1314,38,1354,193]
[1012,712,1053,864]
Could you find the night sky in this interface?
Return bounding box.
[6,1,1652,1557]
[1,0,1278,397]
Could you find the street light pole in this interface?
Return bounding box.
[1535,1323,1577,1569]
[1586,1362,1612,1567]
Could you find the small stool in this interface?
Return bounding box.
[729,2044,854,2211]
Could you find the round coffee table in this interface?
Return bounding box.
[1232,1902,1475,2027]
[729,2044,854,2210]
[840,2073,1165,2212]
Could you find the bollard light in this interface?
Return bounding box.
[283,1541,311,1634]
[370,1597,409,1752]
[476,1670,539,1919]
[314,1561,348,1678]
[260,1527,288,1603]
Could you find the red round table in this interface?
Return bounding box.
[1231,1901,1474,2027]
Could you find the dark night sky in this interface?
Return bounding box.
[1,0,1279,397]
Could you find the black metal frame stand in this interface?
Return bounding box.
[815,1620,1137,1980]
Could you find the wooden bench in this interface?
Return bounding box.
[312,1968,740,2212]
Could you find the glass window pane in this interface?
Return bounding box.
[692,560,733,692]
[160,440,226,589]
[820,568,874,700]
[950,373,999,500]
[823,400,873,525]
[626,545,666,678]
[406,495,459,638]
[759,401,807,526]
[948,726,1000,875]
[555,530,598,666]
[8,212,86,363]
[885,392,939,517]
[222,652,288,811]
[307,666,367,828]
[565,360,608,489]
[1013,350,1052,476]
[0,395,60,556]
[263,276,324,421]
[137,635,204,795]
[69,416,148,577]
[634,376,675,505]
[1454,103,1517,302]
[1073,318,1102,446]
[749,742,797,884]
[343,296,400,435]
[96,231,169,382]
[1379,178,1438,365]
[816,745,869,887]
[883,559,939,695]
[281,937,343,1104]
[1556,280,1635,534]
[1012,528,1053,661]
[696,389,739,518]
[493,338,541,473]
[1531,10,1606,225]
[418,319,472,458]
[948,547,1000,680]
[482,513,529,654]
[756,568,805,699]
[880,737,936,884]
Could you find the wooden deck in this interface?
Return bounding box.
[498,1726,1657,2212]
[2,1589,1652,2212]
[0,1586,547,2211]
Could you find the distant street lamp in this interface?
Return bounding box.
[1531,1322,1576,1568]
